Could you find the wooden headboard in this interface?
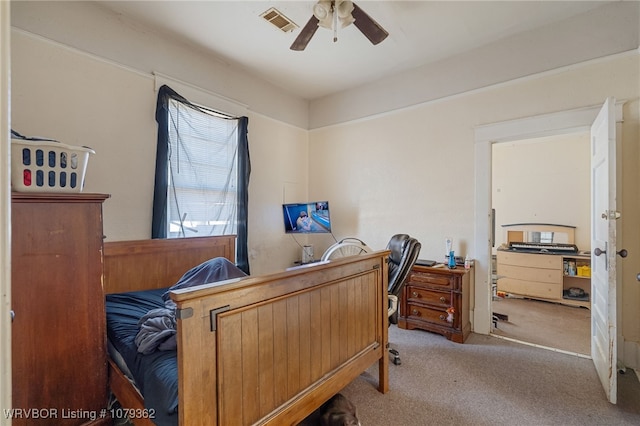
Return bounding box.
[103,235,236,294]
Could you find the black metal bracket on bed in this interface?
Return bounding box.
[176,307,193,320]
[210,306,231,331]
[174,305,231,331]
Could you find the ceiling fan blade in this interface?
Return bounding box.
[351,2,389,45]
[290,15,320,51]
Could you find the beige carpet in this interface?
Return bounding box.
[491,296,591,355]
[113,321,639,426]
[338,326,640,426]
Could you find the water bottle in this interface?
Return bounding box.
[448,250,456,269]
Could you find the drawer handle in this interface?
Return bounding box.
[411,309,420,316]
[439,296,446,303]
[439,314,446,321]
[412,291,419,298]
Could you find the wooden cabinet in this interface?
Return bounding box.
[397,265,472,343]
[496,250,590,308]
[11,193,110,425]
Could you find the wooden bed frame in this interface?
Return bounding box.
[103,235,389,425]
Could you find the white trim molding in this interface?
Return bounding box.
[623,337,640,371]
[475,101,624,144]
[1,1,12,422]
[153,71,248,117]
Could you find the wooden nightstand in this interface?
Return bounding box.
[397,265,472,343]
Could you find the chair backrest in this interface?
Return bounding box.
[387,234,421,296]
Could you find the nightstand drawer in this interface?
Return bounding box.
[406,304,453,327]
[407,270,454,290]
[406,285,451,308]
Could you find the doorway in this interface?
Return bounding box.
[473,100,624,403]
[490,133,591,356]
[472,101,623,340]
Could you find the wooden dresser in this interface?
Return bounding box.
[397,265,472,343]
[11,193,110,425]
[496,223,590,308]
[496,250,591,308]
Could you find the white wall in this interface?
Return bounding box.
[310,1,639,128]
[308,53,640,365]
[10,30,310,276]
[310,54,638,258]
[244,113,313,273]
[11,31,157,239]
[10,0,309,129]
[492,133,591,251]
[13,1,639,131]
[8,1,640,369]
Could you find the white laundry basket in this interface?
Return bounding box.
[11,139,95,193]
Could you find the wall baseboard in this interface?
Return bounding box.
[623,337,640,370]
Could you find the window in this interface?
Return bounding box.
[153,85,250,273]
[166,99,239,238]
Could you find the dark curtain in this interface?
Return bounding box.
[152,84,251,273]
[236,116,251,274]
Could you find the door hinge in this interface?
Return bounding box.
[601,210,621,220]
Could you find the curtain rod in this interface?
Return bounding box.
[153,71,248,112]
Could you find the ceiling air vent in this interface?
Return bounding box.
[261,7,298,33]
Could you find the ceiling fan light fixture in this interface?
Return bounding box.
[338,14,355,29]
[336,0,355,27]
[290,0,388,51]
[313,1,332,25]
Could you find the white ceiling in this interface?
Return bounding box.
[95,0,615,101]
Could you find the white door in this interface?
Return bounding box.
[590,97,617,404]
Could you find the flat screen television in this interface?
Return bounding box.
[282,201,331,234]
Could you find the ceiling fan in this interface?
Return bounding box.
[290,0,389,51]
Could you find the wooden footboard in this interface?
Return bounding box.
[172,252,389,425]
[103,236,389,425]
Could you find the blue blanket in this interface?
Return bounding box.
[135,258,247,355]
[107,288,178,426]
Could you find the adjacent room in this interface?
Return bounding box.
[1,1,640,425]
[491,133,592,356]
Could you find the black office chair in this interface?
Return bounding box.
[386,234,421,365]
